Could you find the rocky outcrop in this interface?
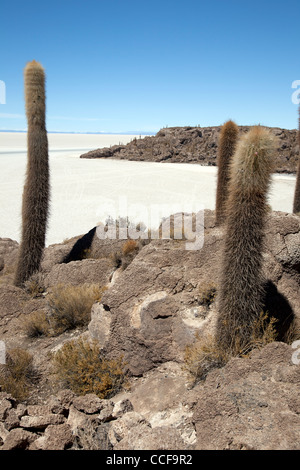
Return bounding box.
[0,342,299,450]
[191,342,300,450]
[0,209,299,450]
[80,125,299,174]
[0,383,193,450]
[88,211,300,376]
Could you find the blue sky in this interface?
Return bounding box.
[0,0,299,133]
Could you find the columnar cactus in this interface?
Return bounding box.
[215,120,239,225]
[216,126,276,351]
[14,61,50,287]
[293,106,300,214]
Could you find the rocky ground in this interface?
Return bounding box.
[80,125,299,174]
[0,209,299,450]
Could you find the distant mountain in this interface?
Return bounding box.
[80,125,299,174]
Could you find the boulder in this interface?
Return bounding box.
[0,238,18,276]
[1,428,37,450]
[192,342,300,450]
[30,423,74,450]
[20,413,65,430]
[44,258,114,288]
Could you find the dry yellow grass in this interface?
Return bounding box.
[0,348,36,401]
[21,310,50,338]
[184,312,278,383]
[47,283,106,335]
[122,239,138,256]
[52,338,126,398]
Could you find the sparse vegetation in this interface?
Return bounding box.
[120,239,140,270]
[0,348,37,401]
[122,239,138,256]
[184,312,278,383]
[21,310,50,338]
[198,282,217,307]
[47,283,106,335]
[23,272,46,297]
[52,338,126,398]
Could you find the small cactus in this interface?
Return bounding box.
[216,126,276,351]
[215,120,239,225]
[14,61,50,287]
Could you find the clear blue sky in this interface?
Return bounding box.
[0,0,299,133]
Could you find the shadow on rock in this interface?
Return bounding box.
[263,280,295,341]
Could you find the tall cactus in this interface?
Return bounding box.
[293,106,300,214]
[216,126,276,351]
[215,120,239,225]
[14,61,50,287]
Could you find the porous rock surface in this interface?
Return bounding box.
[0,209,299,450]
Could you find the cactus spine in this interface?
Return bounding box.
[215,120,239,225]
[14,61,50,287]
[293,106,300,214]
[216,126,276,351]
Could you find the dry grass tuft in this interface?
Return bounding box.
[0,348,37,401]
[122,239,138,256]
[52,338,126,398]
[184,312,278,384]
[23,272,45,297]
[198,282,217,307]
[47,283,106,335]
[21,310,50,338]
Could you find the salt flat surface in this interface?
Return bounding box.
[0,133,296,246]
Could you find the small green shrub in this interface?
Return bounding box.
[52,338,126,398]
[47,283,106,335]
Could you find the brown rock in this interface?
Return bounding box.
[98,400,114,422]
[27,404,53,416]
[115,424,188,450]
[0,422,9,443]
[72,394,103,414]
[44,258,114,288]
[0,397,12,421]
[192,343,300,450]
[4,409,20,430]
[0,238,18,275]
[0,285,28,325]
[20,413,65,430]
[112,398,134,419]
[1,428,37,450]
[30,423,73,450]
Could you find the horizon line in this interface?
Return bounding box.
[0,130,157,135]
